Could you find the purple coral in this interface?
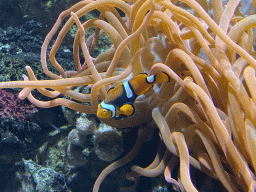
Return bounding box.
[0,89,38,121]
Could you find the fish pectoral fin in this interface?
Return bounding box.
[120,104,135,116]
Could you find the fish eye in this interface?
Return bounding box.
[103,109,108,113]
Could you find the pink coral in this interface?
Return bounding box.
[0,89,38,121]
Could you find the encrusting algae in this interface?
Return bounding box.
[0,0,256,191]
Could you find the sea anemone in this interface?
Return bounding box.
[0,0,256,191]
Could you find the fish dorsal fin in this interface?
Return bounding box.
[129,73,153,96]
[107,87,115,94]
[154,71,170,83]
[105,83,124,103]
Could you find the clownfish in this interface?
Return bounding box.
[97,72,170,119]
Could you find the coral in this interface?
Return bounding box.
[67,114,124,164]
[0,130,24,149]
[0,20,43,54]
[20,159,67,192]
[0,89,37,121]
[0,119,48,191]
[0,52,43,82]
[76,114,97,138]
[92,124,124,162]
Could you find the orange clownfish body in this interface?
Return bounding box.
[97,72,170,119]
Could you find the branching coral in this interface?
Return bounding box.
[0,89,37,121]
[1,0,256,191]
